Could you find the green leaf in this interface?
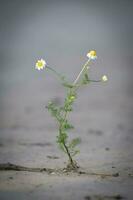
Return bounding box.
[68,137,81,149]
[71,150,80,157]
[46,101,63,122]
[62,82,74,88]
[57,132,68,143]
[64,107,73,112]
[63,122,74,130]
[81,73,90,85]
[58,142,67,153]
[84,73,89,81]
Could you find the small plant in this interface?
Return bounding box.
[35,51,108,170]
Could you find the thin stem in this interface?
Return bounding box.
[59,124,75,167]
[59,88,76,167]
[63,142,75,167]
[59,127,75,168]
[46,65,75,166]
[58,60,100,167]
[73,59,90,85]
[89,80,101,82]
[46,66,65,81]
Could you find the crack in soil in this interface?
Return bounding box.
[0,163,120,177]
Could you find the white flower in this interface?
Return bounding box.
[102,75,108,82]
[87,50,97,60]
[35,59,46,70]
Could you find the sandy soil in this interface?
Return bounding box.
[0,70,133,199]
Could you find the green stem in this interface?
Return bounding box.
[59,89,76,168]
[46,65,76,167]
[46,66,66,82]
[63,142,75,167]
[58,60,99,167]
[59,127,75,168]
[89,80,101,82]
[73,59,90,85]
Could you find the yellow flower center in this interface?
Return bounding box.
[37,61,43,67]
[89,50,96,57]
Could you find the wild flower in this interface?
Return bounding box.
[35,50,108,170]
[35,59,46,70]
[86,50,97,60]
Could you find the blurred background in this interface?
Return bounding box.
[0,0,133,167]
